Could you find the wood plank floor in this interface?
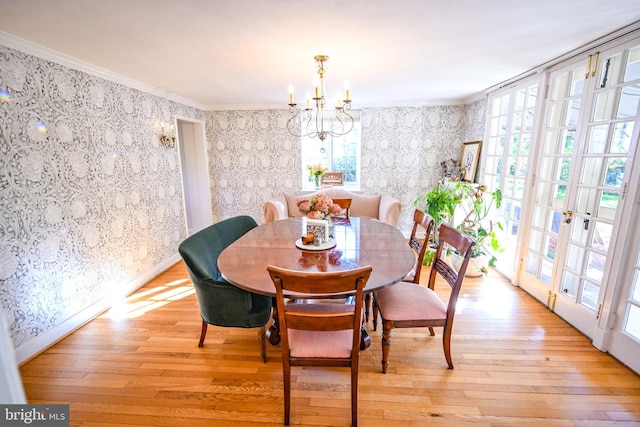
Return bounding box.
[19,262,640,426]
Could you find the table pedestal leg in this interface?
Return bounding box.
[360,327,370,350]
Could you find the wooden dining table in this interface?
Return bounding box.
[218,216,415,346]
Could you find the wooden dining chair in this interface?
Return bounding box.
[367,209,434,325]
[267,265,372,427]
[372,223,475,372]
[332,198,352,218]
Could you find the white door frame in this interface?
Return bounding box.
[175,116,212,235]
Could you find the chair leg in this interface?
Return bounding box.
[371,294,379,331]
[198,320,208,347]
[381,320,393,374]
[351,361,358,427]
[283,361,291,425]
[428,327,435,336]
[443,324,454,369]
[364,293,371,323]
[258,325,267,363]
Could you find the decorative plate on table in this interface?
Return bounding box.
[295,238,337,251]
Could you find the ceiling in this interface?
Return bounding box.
[1,0,639,110]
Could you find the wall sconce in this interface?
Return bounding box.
[160,122,175,148]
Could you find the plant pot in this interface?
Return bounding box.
[452,253,487,277]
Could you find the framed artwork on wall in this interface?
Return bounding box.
[460,141,482,183]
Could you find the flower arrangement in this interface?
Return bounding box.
[307,163,327,188]
[298,194,343,220]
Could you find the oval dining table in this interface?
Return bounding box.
[218,216,415,347]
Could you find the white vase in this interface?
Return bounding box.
[452,253,487,277]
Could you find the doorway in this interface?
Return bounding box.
[175,117,212,236]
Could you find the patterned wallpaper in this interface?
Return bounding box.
[0,45,202,352]
[0,42,486,360]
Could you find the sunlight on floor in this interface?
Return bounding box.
[103,278,195,319]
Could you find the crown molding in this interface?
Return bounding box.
[0,31,205,111]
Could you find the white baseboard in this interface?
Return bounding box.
[14,253,182,365]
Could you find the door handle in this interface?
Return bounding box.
[562,210,573,224]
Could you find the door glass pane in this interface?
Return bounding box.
[549,103,564,127]
[527,87,538,108]
[561,271,579,298]
[586,252,605,282]
[604,157,626,186]
[567,99,581,125]
[514,179,525,199]
[553,72,569,100]
[577,187,597,213]
[611,122,633,153]
[552,185,566,207]
[537,183,551,204]
[587,124,608,153]
[599,191,619,219]
[570,220,589,245]
[517,158,527,177]
[593,89,616,121]
[513,111,523,131]
[557,158,571,181]
[581,158,602,185]
[623,47,640,82]
[580,281,599,310]
[563,129,576,153]
[592,222,612,253]
[618,85,640,118]
[544,130,560,152]
[601,53,623,87]
[526,256,539,275]
[533,206,546,228]
[624,305,640,340]
[571,67,587,96]
[530,230,543,252]
[510,136,520,155]
[545,235,558,259]
[541,260,553,284]
[566,244,584,270]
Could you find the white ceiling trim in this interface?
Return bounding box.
[0,31,206,111]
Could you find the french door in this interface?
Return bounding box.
[520,39,640,340]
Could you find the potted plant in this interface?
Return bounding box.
[415,179,503,274]
[414,178,462,266]
[452,183,504,276]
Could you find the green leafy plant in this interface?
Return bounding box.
[456,183,504,268]
[414,179,461,245]
[415,179,504,270]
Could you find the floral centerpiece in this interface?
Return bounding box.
[307,162,328,189]
[298,194,343,220]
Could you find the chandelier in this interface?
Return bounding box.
[287,55,354,142]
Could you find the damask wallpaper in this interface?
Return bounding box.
[0,42,486,362]
[0,45,202,357]
[206,100,486,234]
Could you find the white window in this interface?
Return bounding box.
[300,111,361,190]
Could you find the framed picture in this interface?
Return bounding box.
[460,141,482,182]
[321,171,344,187]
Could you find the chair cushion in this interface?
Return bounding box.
[375,282,446,322]
[286,303,355,359]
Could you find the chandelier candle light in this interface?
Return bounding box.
[287,55,354,146]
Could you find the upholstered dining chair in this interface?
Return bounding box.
[178,216,273,363]
[267,265,372,427]
[366,209,434,325]
[372,223,475,372]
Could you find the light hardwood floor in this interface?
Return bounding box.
[19,262,640,426]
